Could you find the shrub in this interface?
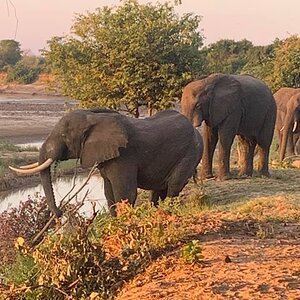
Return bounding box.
[0,200,188,299]
[0,193,52,266]
[182,239,204,264]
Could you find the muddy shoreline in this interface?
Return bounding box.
[0,88,79,194]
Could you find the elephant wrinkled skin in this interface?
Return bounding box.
[10,108,203,217]
[273,87,300,161]
[181,73,276,180]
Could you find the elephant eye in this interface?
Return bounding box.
[195,102,201,109]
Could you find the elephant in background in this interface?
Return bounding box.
[273,87,300,161]
[10,108,203,217]
[181,73,276,180]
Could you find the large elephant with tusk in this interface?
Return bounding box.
[273,87,300,161]
[10,108,203,218]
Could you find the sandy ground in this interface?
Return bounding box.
[117,212,300,300]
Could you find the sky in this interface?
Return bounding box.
[1,0,300,54]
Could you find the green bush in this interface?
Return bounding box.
[6,61,40,84]
[182,239,204,264]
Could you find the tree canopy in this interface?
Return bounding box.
[270,35,300,91]
[44,0,204,117]
[201,39,253,74]
[0,40,22,70]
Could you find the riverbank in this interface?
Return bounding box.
[0,81,79,193]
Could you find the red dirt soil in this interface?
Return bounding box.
[116,211,300,300]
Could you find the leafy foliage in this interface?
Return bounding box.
[44,0,204,117]
[241,43,277,86]
[0,200,188,299]
[269,35,300,90]
[6,55,45,84]
[201,39,253,74]
[0,39,22,70]
[182,239,203,263]
[0,194,52,267]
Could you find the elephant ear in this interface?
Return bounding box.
[80,114,128,168]
[208,75,242,127]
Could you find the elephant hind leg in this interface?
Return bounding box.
[237,135,257,177]
[256,145,270,177]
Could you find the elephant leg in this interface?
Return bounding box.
[103,178,117,216]
[256,145,270,177]
[294,134,300,155]
[237,135,257,177]
[166,155,198,197]
[111,174,138,208]
[217,122,238,180]
[150,189,167,206]
[102,159,138,209]
[201,124,218,179]
[286,133,295,157]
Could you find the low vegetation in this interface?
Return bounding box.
[0,162,299,299]
[0,142,39,177]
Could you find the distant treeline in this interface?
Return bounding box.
[1,0,299,116]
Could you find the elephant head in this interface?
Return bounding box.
[9,109,128,217]
[181,74,242,128]
[279,93,300,161]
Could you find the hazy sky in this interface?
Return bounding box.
[1,0,300,54]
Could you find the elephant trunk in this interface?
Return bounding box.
[40,168,62,218]
[279,110,294,161]
[39,144,63,218]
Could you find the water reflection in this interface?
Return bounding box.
[0,174,107,217]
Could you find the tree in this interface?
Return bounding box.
[0,39,22,70]
[6,55,45,84]
[269,35,300,91]
[241,43,277,89]
[201,39,253,75]
[44,0,204,117]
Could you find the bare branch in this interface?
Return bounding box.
[31,163,99,245]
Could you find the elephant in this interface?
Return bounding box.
[9,108,203,217]
[181,73,276,180]
[273,87,300,161]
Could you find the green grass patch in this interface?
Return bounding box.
[227,196,300,222]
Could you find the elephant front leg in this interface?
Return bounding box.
[150,189,167,206]
[103,178,117,216]
[286,133,296,157]
[201,124,218,179]
[218,129,236,180]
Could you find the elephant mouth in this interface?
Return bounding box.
[9,158,54,174]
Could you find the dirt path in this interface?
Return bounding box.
[116,170,300,300]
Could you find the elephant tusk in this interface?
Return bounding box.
[19,162,39,169]
[280,126,285,132]
[292,121,298,132]
[9,158,54,174]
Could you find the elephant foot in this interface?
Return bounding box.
[238,170,253,178]
[238,174,252,179]
[200,173,215,180]
[259,171,271,178]
[217,173,232,181]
